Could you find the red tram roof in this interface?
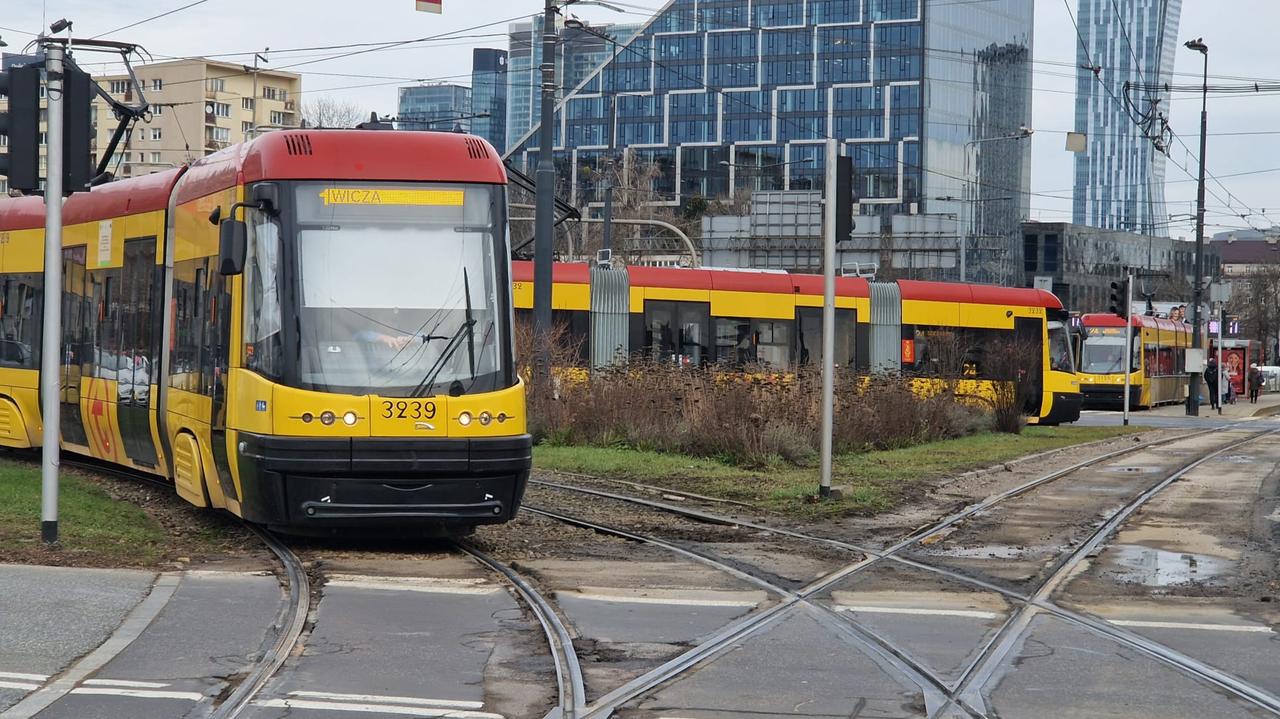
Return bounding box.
[175,130,507,204]
[1080,313,1191,331]
[897,280,1063,309]
[0,168,183,231]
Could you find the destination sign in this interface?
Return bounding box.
[318,188,465,207]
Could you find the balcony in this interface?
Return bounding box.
[284,99,295,111]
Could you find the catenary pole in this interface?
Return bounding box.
[532,0,558,382]
[1186,40,1208,416]
[1122,271,1133,426]
[41,40,66,544]
[819,139,837,499]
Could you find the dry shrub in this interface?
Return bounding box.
[521,351,986,467]
[983,337,1042,435]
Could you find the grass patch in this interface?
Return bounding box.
[0,459,168,565]
[534,425,1146,519]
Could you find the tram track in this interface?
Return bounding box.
[455,540,587,719]
[55,457,312,719]
[525,427,1280,717]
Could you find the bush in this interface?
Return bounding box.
[515,321,986,467]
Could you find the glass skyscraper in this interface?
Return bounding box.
[505,18,640,153]
[505,0,1033,282]
[471,48,508,153]
[1072,0,1182,235]
[397,83,472,131]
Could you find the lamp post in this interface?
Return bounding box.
[1185,37,1208,416]
[961,126,1033,282]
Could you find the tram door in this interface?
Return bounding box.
[1016,317,1044,413]
[208,269,236,500]
[59,247,90,448]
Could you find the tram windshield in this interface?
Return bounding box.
[290,182,507,396]
[1080,331,1138,374]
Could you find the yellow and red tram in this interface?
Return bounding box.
[514,262,1081,425]
[1078,313,1193,409]
[0,130,529,533]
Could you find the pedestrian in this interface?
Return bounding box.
[1249,363,1264,404]
[1205,357,1220,410]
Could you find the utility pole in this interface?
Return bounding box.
[819,139,838,499]
[1122,271,1133,426]
[602,160,614,253]
[41,39,66,544]
[249,49,268,133]
[1185,38,1208,416]
[532,1,558,382]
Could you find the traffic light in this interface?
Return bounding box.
[1109,275,1131,319]
[62,59,94,193]
[0,64,42,194]
[834,154,854,243]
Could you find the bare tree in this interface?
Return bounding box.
[301,96,366,129]
[984,336,1042,434]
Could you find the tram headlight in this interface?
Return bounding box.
[342,411,358,426]
[458,411,473,427]
[478,411,493,426]
[301,412,314,424]
[319,411,336,426]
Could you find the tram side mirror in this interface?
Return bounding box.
[218,219,247,275]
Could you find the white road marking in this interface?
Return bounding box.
[1109,619,1275,634]
[254,698,504,717]
[69,687,204,701]
[325,575,502,595]
[0,672,47,682]
[0,681,40,691]
[3,573,182,719]
[560,592,760,608]
[82,678,171,688]
[288,691,484,709]
[834,605,1001,620]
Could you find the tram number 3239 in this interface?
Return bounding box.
[381,400,438,420]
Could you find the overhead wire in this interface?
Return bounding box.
[90,0,212,40]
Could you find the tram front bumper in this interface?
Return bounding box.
[235,433,532,530]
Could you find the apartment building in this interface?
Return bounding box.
[93,58,302,178]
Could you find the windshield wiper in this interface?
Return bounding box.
[410,269,478,398]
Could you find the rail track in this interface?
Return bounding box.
[525,427,1280,718]
[56,457,312,719]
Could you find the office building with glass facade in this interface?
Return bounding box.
[505,18,640,153]
[506,0,1034,284]
[471,48,508,153]
[1072,0,1182,235]
[397,83,472,131]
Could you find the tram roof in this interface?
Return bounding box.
[0,167,183,231]
[1081,313,1191,331]
[175,129,507,204]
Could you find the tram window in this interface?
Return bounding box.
[794,308,855,368]
[243,212,283,378]
[0,275,38,368]
[754,321,789,369]
[1047,321,1074,373]
[644,301,709,366]
[551,310,589,365]
[716,318,754,365]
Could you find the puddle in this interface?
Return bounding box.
[1218,455,1255,464]
[1107,545,1231,586]
[1104,465,1162,474]
[922,545,1027,559]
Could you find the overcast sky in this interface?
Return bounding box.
[4,0,1275,237]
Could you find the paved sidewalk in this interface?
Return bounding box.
[0,565,155,713]
[1142,389,1280,420]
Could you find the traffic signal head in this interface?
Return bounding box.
[62,60,94,193]
[0,63,42,194]
[1108,277,1130,319]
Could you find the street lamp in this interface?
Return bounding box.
[1185,37,1209,416]
[961,126,1033,282]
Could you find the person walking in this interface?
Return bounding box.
[1205,357,1220,411]
[1249,363,1264,404]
